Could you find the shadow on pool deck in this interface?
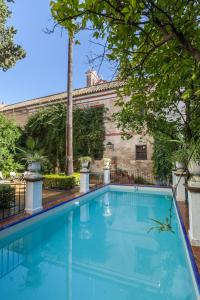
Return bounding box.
[0,186,199,274]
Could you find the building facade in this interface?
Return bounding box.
[0,71,153,174]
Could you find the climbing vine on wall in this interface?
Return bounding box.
[73,106,105,159]
[24,104,105,172]
[152,134,177,184]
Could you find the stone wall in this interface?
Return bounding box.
[3,109,31,127]
[88,93,154,174]
[1,84,154,175]
[102,93,154,174]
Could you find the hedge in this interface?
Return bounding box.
[43,173,80,189]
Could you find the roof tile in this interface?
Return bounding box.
[1,80,124,112]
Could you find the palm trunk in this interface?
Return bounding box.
[66,35,74,175]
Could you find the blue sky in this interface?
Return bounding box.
[0,0,113,105]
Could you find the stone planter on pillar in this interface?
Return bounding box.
[25,172,43,214]
[174,171,187,202]
[187,176,200,246]
[80,169,90,194]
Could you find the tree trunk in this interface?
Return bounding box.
[66,35,74,175]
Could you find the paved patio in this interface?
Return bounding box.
[42,187,80,208]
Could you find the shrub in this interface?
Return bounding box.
[43,174,80,189]
[134,176,149,185]
[0,185,15,209]
[116,168,128,176]
[57,172,80,185]
[73,173,80,185]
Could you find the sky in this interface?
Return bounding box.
[0,0,113,105]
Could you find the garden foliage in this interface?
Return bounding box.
[24,104,105,172]
[0,114,22,174]
[0,184,15,208]
[152,135,177,184]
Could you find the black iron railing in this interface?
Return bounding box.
[0,183,26,221]
[90,173,104,189]
[110,170,156,185]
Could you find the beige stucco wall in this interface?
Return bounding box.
[3,109,31,127]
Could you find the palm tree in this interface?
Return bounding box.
[66,34,74,175]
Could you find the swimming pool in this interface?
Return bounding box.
[0,185,199,299]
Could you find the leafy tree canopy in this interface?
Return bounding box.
[50,0,200,144]
[0,0,25,71]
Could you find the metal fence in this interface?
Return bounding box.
[110,170,156,185]
[90,173,104,189]
[0,183,26,221]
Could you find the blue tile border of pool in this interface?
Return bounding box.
[0,183,199,294]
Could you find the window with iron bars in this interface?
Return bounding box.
[136,145,147,160]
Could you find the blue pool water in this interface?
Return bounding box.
[0,187,198,299]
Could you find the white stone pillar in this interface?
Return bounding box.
[187,176,200,246]
[25,174,43,214]
[80,170,90,193]
[174,171,186,202]
[104,168,111,185]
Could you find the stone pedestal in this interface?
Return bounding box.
[174,171,186,202]
[172,169,177,187]
[25,173,43,214]
[104,168,111,185]
[187,176,200,246]
[80,169,90,193]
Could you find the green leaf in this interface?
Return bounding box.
[75,39,80,45]
[121,7,130,14]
